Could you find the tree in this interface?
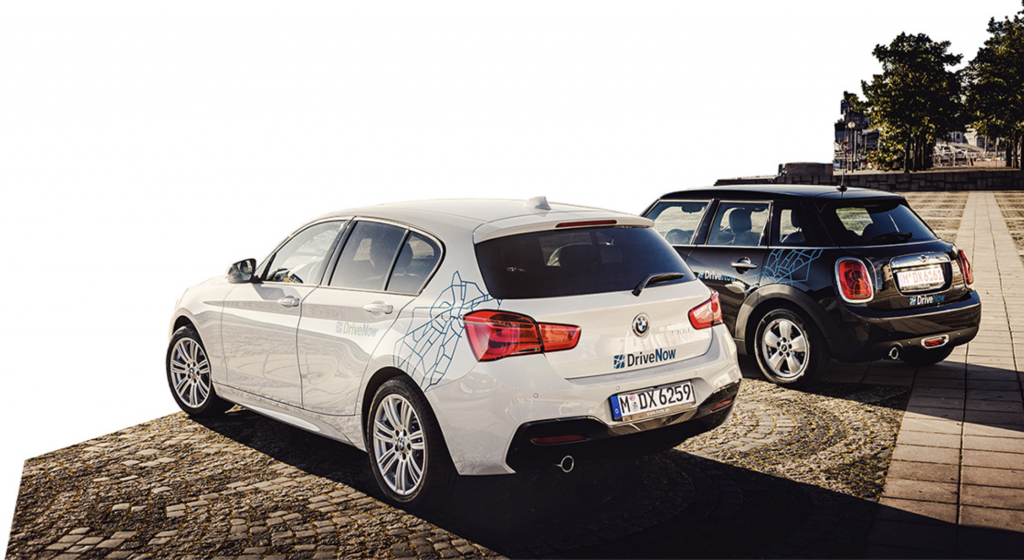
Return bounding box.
[966,2,1024,168]
[859,33,965,172]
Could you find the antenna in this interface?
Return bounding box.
[526,196,551,211]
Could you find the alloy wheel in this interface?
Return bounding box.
[373,394,426,496]
[169,338,212,408]
[761,317,809,379]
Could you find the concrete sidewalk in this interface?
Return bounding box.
[866,192,1024,558]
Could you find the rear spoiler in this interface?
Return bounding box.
[473,212,653,243]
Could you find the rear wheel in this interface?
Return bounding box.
[367,377,456,508]
[166,326,233,416]
[754,307,829,389]
[901,345,955,367]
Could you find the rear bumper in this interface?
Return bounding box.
[425,324,741,476]
[829,291,981,362]
[504,381,740,472]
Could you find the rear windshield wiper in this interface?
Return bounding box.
[869,231,913,244]
[633,272,686,297]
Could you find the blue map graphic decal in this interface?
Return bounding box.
[762,249,824,286]
[393,271,496,389]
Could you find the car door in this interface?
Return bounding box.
[297,220,443,415]
[684,200,771,334]
[221,220,346,405]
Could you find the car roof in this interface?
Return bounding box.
[312,198,652,242]
[656,184,904,202]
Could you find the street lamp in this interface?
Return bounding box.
[847,121,857,172]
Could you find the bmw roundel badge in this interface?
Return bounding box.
[632,313,650,337]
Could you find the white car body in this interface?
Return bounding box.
[168,198,741,486]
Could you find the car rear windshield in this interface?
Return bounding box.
[474,227,694,299]
[820,199,936,246]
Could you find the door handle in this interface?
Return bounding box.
[363,302,394,315]
[730,258,758,270]
[277,296,300,308]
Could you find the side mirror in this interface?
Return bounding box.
[227,258,257,283]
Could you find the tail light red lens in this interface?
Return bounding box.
[836,258,873,302]
[463,310,580,361]
[689,291,723,330]
[958,249,973,287]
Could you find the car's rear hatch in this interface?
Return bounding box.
[474,223,715,379]
[818,197,971,311]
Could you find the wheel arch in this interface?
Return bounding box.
[361,367,422,442]
[737,285,839,356]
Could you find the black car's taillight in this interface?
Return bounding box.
[958,249,974,287]
[836,257,874,303]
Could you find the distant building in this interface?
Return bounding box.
[834,91,878,170]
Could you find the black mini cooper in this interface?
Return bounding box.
[642,185,981,387]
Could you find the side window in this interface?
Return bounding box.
[330,221,407,291]
[386,232,442,294]
[772,204,811,247]
[262,221,344,284]
[646,201,710,245]
[707,202,769,247]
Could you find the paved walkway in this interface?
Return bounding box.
[866,192,1024,558]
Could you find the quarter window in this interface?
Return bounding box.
[330,221,407,291]
[645,201,711,245]
[386,232,442,294]
[262,221,344,284]
[707,202,769,247]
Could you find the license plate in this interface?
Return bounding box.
[897,266,944,290]
[610,381,696,422]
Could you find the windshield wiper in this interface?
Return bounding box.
[633,272,686,297]
[869,231,913,244]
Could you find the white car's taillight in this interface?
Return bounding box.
[689,291,723,329]
[463,310,580,361]
[836,257,874,303]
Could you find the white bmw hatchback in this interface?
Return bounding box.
[167,198,742,507]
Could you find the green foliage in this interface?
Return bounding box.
[966,2,1024,168]
[859,33,965,171]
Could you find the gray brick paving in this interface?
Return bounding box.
[866,192,1024,557]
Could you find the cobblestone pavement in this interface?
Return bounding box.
[903,191,968,244]
[7,377,909,559]
[994,191,1024,267]
[7,191,1024,559]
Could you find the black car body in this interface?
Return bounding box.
[642,185,981,387]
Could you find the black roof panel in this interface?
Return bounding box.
[657,184,903,201]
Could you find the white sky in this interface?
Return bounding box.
[1,0,1019,549]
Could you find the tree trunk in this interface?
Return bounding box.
[903,138,911,173]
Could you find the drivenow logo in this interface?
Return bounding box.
[613,348,677,369]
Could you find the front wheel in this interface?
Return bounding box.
[367,377,456,508]
[166,326,233,417]
[754,308,830,389]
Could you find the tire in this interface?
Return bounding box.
[754,307,830,389]
[900,345,955,367]
[166,326,233,417]
[367,377,456,509]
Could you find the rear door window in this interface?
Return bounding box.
[821,200,936,246]
[385,232,442,294]
[706,202,769,247]
[329,221,407,291]
[645,200,711,245]
[475,227,693,299]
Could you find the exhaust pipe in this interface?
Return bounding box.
[557,455,575,473]
[887,346,900,360]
